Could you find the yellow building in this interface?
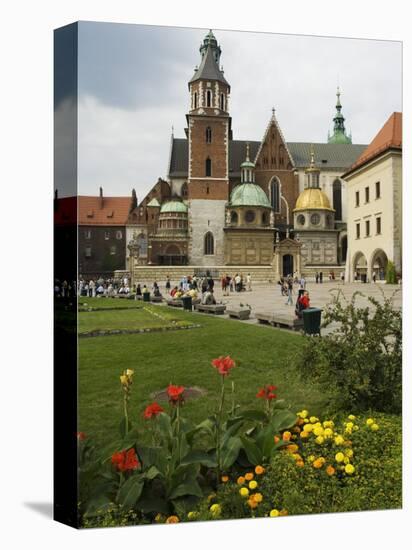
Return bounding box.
[342,112,402,282]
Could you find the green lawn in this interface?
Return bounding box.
[78,306,193,334]
[79,306,329,447]
[78,297,144,310]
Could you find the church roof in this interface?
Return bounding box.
[189,45,229,87]
[160,200,188,214]
[294,188,334,212]
[230,183,271,208]
[343,112,402,177]
[168,138,367,178]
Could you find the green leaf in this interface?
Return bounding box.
[221,419,244,447]
[116,476,144,509]
[137,446,168,475]
[239,409,268,422]
[240,436,262,466]
[169,479,203,499]
[180,450,218,468]
[144,465,161,480]
[136,495,170,515]
[157,412,173,443]
[119,417,133,439]
[221,436,242,470]
[270,410,297,433]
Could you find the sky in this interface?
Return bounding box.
[74,22,402,199]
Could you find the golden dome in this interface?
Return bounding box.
[293,188,334,212]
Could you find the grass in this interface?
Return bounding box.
[78,305,329,447]
[78,297,144,310]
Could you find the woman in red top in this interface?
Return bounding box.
[295,290,310,318]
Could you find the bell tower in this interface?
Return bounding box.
[186,30,231,265]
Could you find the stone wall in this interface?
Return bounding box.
[188,199,226,265]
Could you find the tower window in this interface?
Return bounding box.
[206,90,212,107]
[206,127,212,143]
[220,93,225,110]
[270,178,280,212]
[204,232,214,255]
[205,157,212,177]
[194,92,198,109]
[333,179,342,220]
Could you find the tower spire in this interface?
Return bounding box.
[328,86,352,144]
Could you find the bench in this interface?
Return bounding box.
[194,303,226,315]
[151,296,163,303]
[226,307,251,320]
[255,312,303,331]
[167,299,183,307]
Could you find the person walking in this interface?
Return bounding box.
[165,275,171,292]
[246,273,252,291]
[319,271,323,284]
[315,272,319,284]
[285,277,293,306]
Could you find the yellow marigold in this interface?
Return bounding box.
[239,487,249,497]
[313,457,325,469]
[335,452,345,463]
[255,465,265,475]
[296,459,305,467]
[345,422,354,430]
[245,472,254,481]
[282,431,292,441]
[366,418,374,426]
[345,464,355,475]
[315,435,325,445]
[353,425,359,431]
[324,428,333,438]
[307,455,315,463]
[348,414,356,421]
[310,416,319,423]
[253,492,263,503]
[292,453,302,461]
[323,420,334,428]
[298,410,308,419]
[343,456,350,464]
[300,431,309,439]
[165,515,179,524]
[237,476,245,485]
[249,480,258,490]
[221,475,229,483]
[270,509,280,517]
[371,423,380,431]
[313,426,324,437]
[279,509,289,516]
[286,444,299,453]
[247,498,258,509]
[296,418,305,426]
[303,418,309,423]
[345,449,354,458]
[303,424,313,433]
[334,435,344,445]
[326,465,336,476]
[187,511,198,520]
[209,504,221,516]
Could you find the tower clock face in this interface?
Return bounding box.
[311,213,320,225]
[297,214,305,225]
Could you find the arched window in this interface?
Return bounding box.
[220,93,225,110]
[204,232,214,255]
[181,182,188,198]
[205,157,212,177]
[333,179,342,220]
[137,233,147,255]
[193,92,198,109]
[269,178,280,212]
[231,211,238,224]
[206,90,212,107]
[206,127,212,143]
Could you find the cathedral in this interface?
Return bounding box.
[126,30,366,278]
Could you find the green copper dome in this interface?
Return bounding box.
[160,200,188,214]
[230,184,271,208]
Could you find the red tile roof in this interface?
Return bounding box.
[345,112,402,175]
[78,195,131,226]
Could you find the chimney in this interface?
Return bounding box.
[99,186,104,209]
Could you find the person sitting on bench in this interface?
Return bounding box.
[202,289,216,305]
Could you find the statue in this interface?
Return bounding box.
[226,209,231,224]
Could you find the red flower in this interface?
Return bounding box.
[143,402,164,419]
[256,385,278,400]
[167,384,185,404]
[211,355,236,377]
[111,448,140,472]
[76,432,86,440]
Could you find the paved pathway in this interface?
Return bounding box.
[158,279,402,335]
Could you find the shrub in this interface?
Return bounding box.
[386,260,397,284]
[294,290,402,413]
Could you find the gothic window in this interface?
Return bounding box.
[205,157,212,177]
[206,127,212,143]
[181,182,188,198]
[137,233,147,255]
[333,179,342,220]
[269,178,280,212]
[194,92,198,109]
[206,90,212,107]
[204,232,214,255]
[220,93,225,110]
